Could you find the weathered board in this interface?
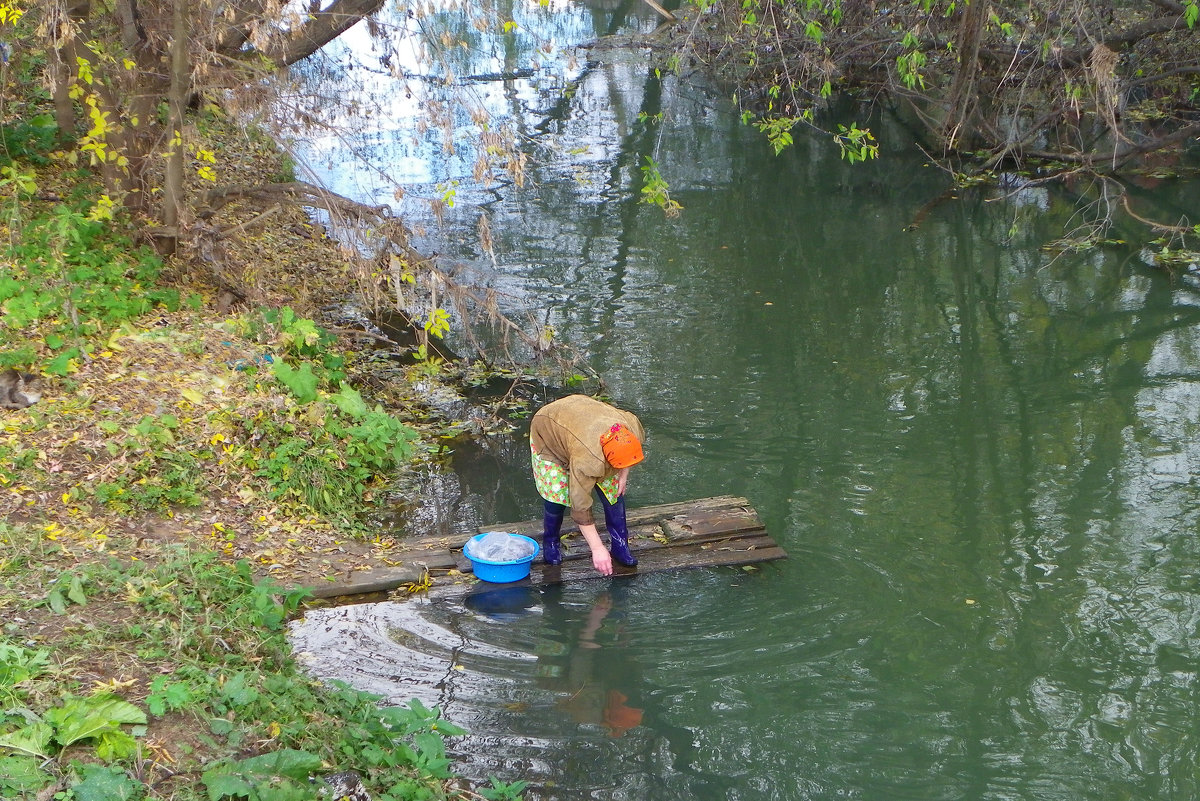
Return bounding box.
[304,495,785,599]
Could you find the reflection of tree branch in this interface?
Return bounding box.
[1023,123,1200,170]
[1067,307,1200,370]
[532,62,600,133]
[1120,194,1192,235]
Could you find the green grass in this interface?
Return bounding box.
[0,529,498,801]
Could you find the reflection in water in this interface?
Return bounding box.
[292,578,737,799]
[287,0,1200,797]
[530,585,644,738]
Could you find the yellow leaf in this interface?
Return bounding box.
[182,388,203,404]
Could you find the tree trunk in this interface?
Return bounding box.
[941,0,988,150]
[161,0,190,254]
[47,0,92,141]
[48,56,76,141]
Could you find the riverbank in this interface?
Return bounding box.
[0,111,524,799]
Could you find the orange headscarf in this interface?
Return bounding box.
[600,423,643,468]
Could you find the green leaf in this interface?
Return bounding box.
[95,729,139,760]
[431,718,467,737]
[331,383,368,418]
[218,672,259,709]
[0,754,50,794]
[0,643,51,688]
[203,749,324,798]
[272,361,319,404]
[208,717,234,736]
[413,731,452,778]
[202,771,254,801]
[230,749,324,781]
[46,695,146,749]
[71,764,143,801]
[0,721,54,758]
[68,574,88,606]
[45,349,77,376]
[47,588,67,615]
[147,677,193,717]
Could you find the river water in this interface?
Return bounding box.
[286,1,1200,798]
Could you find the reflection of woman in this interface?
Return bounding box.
[530,395,645,576]
[536,586,643,738]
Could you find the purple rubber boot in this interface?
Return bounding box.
[542,501,565,565]
[601,493,638,567]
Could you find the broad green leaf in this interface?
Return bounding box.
[230,748,324,781]
[432,718,467,736]
[272,361,319,404]
[45,349,79,376]
[218,672,259,708]
[48,588,67,615]
[201,770,254,801]
[208,717,234,736]
[0,721,54,758]
[0,643,51,687]
[95,729,139,760]
[71,764,143,801]
[46,695,146,749]
[147,678,193,716]
[0,754,48,793]
[331,383,368,418]
[413,731,452,778]
[68,574,88,606]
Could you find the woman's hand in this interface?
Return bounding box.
[591,548,613,576]
[616,467,630,497]
[579,523,613,576]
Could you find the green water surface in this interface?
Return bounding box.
[290,4,1200,797]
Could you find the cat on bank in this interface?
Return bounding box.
[0,368,42,409]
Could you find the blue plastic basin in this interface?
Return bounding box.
[464,533,541,583]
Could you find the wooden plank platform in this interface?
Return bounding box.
[304,495,785,599]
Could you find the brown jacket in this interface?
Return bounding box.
[530,395,645,526]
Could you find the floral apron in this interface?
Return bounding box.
[531,444,620,507]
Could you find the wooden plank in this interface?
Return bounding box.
[302,496,785,601]
[306,564,434,599]
[454,531,780,568]
[437,539,786,598]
